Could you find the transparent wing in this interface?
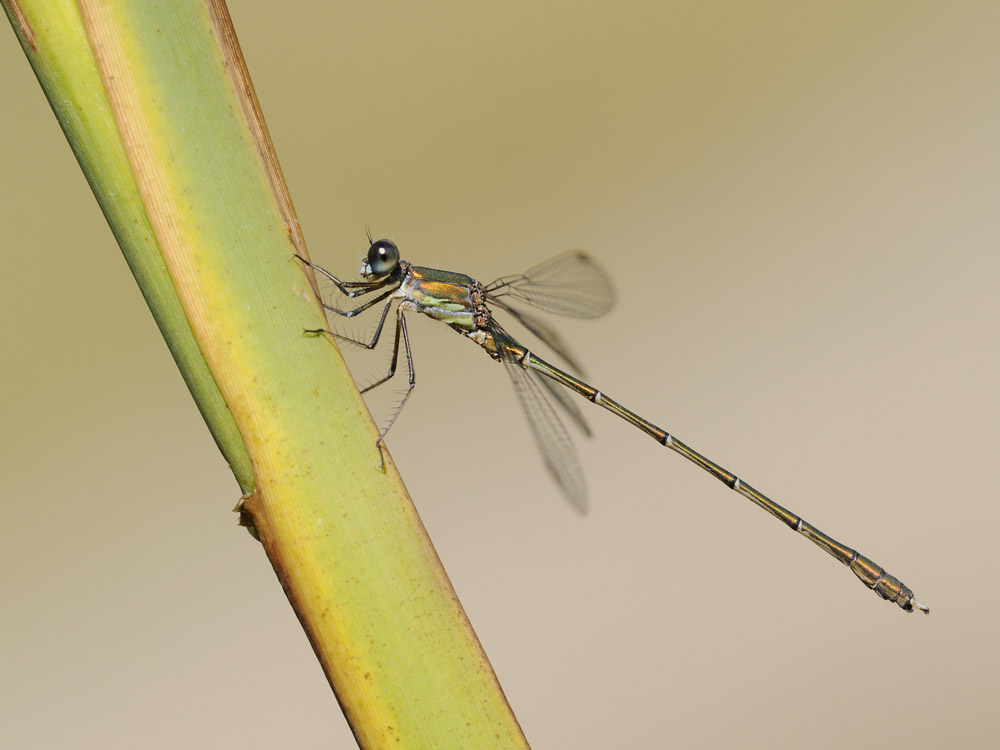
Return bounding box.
[535,371,592,437]
[486,251,615,319]
[488,296,586,372]
[493,324,588,513]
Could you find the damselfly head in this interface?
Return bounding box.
[360,239,400,278]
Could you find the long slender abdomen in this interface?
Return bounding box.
[520,349,928,614]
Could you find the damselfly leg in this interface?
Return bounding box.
[298,250,415,466]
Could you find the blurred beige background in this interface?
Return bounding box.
[2,1,997,748]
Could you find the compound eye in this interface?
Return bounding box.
[367,239,400,276]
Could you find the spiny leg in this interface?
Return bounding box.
[312,301,416,469]
[295,254,393,298]
[305,292,397,351]
[367,307,415,469]
[360,306,406,395]
[317,284,399,320]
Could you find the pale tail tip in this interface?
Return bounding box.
[912,596,930,614]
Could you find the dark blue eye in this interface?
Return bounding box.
[367,239,399,276]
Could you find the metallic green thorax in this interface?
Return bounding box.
[400,266,479,330]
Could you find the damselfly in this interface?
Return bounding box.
[297,240,928,614]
